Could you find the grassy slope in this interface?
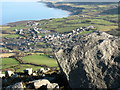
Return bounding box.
[2,34,23,38]
[2,57,44,72]
[21,54,58,67]
[2,58,19,69]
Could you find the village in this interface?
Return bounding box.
[2,21,95,53]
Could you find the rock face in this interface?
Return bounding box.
[55,32,120,88]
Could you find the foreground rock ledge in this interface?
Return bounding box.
[55,32,120,88]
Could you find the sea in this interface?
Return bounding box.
[1,2,69,25]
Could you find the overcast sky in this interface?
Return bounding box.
[1,0,119,2]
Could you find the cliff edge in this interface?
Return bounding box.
[55,32,120,88]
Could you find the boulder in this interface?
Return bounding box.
[24,68,32,75]
[38,68,50,73]
[55,32,120,88]
[6,82,24,89]
[0,73,5,78]
[47,83,59,89]
[5,71,14,77]
[31,79,59,89]
[38,68,45,73]
[32,79,50,89]
[32,73,37,76]
[12,74,18,78]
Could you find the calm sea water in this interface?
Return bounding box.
[1,2,69,25]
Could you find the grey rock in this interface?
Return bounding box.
[6,82,24,90]
[0,73,5,78]
[47,83,59,88]
[31,79,59,89]
[12,74,18,78]
[5,71,14,77]
[55,32,120,88]
[24,68,32,75]
[32,79,50,89]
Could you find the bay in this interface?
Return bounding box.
[1,2,69,25]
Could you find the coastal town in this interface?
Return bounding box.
[2,21,95,52]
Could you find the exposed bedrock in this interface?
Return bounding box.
[55,32,120,88]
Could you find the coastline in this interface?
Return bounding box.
[42,1,84,15]
[2,2,71,26]
[5,1,82,25]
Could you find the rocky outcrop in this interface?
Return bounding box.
[6,82,25,89]
[30,79,59,89]
[55,31,120,88]
[5,79,59,89]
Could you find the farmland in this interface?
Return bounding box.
[1,2,119,73]
[21,54,58,67]
[2,54,58,72]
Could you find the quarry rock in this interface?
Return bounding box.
[55,32,120,88]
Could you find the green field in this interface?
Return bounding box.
[38,15,118,32]
[78,30,94,35]
[14,64,43,72]
[1,57,54,72]
[3,34,23,38]
[2,58,19,70]
[22,54,58,67]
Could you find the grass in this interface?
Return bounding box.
[0,47,10,50]
[96,15,118,20]
[38,33,45,37]
[2,58,19,69]
[14,64,43,72]
[37,15,117,32]
[78,30,94,35]
[1,34,9,37]
[0,26,11,31]
[8,26,30,31]
[94,25,118,31]
[1,57,46,72]
[3,34,24,38]
[22,54,58,67]
[81,19,115,25]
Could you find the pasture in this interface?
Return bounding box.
[21,54,58,67]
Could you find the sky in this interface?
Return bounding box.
[0,0,119,2]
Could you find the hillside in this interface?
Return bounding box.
[1,1,120,89]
